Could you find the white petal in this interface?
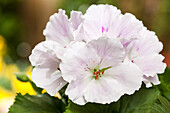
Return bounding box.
[29,41,67,95]
[143,75,160,88]
[65,74,91,105]
[132,28,163,56]
[43,9,73,47]
[84,76,123,104]
[83,4,121,42]
[87,37,125,68]
[44,77,67,96]
[70,11,84,30]
[134,54,166,77]
[73,24,89,42]
[29,41,63,66]
[108,13,143,40]
[83,5,143,42]
[106,62,143,95]
[60,41,87,82]
[32,67,67,96]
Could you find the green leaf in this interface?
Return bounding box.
[65,99,120,113]
[158,68,170,100]
[158,96,170,113]
[119,86,165,113]
[8,93,66,113]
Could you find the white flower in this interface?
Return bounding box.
[60,37,143,105]
[124,28,166,87]
[29,9,84,95]
[29,4,166,105]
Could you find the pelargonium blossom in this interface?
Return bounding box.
[60,38,143,105]
[29,4,166,105]
[29,9,84,96]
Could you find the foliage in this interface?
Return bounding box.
[9,93,66,113]
[65,86,170,113]
[8,67,170,113]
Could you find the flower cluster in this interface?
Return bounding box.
[29,4,166,105]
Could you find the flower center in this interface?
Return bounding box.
[92,66,112,80]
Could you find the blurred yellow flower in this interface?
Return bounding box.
[0,35,36,100]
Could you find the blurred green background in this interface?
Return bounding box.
[0,0,170,112]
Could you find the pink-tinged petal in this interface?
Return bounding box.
[83,76,123,104]
[108,13,143,40]
[43,9,74,47]
[60,42,88,82]
[29,41,67,96]
[32,67,67,96]
[29,41,63,66]
[73,24,89,42]
[143,75,160,88]
[135,28,163,55]
[70,11,84,30]
[83,5,143,42]
[65,75,91,105]
[87,37,125,68]
[83,4,121,42]
[106,62,143,95]
[134,54,166,77]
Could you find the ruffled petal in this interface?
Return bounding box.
[87,37,125,68]
[29,41,63,66]
[29,41,67,95]
[43,9,74,47]
[106,62,143,95]
[131,28,163,56]
[83,4,121,42]
[108,13,143,41]
[83,5,143,42]
[70,11,84,30]
[134,54,166,77]
[143,75,160,88]
[32,67,67,96]
[65,74,91,105]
